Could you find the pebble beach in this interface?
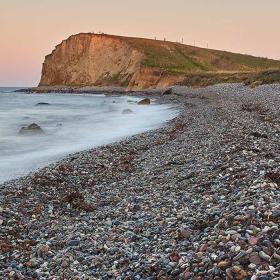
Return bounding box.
[0,84,280,279]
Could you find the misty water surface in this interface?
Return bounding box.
[0,88,178,183]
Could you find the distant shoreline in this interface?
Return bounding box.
[14,85,170,97]
[15,69,280,95]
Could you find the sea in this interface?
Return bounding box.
[0,87,178,183]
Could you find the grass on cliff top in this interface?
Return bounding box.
[177,70,280,87]
[120,36,280,74]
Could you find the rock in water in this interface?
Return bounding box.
[35,102,51,106]
[18,123,44,135]
[122,109,133,114]
[138,98,151,105]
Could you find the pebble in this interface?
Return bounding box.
[1,84,280,279]
[225,230,238,235]
[249,252,262,265]
[233,251,247,261]
[259,251,271,262]
[217,260,231,270]
[248,263,256,269]
[226,265,247,279]
[248,236,259,245]
[37,244,49,258]
[67,240,80,247]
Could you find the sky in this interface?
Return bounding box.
[1,0,280,86]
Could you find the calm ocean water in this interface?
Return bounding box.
[0,88,177,183]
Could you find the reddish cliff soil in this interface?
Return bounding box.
[39,33,280,90]
[39,33,182,90]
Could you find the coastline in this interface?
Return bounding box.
[1,84,280,279]
[0,92,176,184]
[15,85,158,95]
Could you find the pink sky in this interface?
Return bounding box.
[1,0,280,86]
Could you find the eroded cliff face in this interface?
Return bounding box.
[127,67,182,91]
[39,33,181,90]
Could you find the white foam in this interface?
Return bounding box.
[0,90,178,183]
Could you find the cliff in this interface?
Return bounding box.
[39,33,280,90]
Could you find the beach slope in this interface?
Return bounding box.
[1,84,279,278]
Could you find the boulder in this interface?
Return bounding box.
[122,109,133,114]
[250,81,262,88]
[162,88,173,95]
[35,102,51,106]
[19,123,44,135]
[137,98,151,105]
